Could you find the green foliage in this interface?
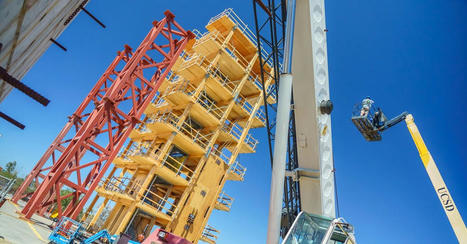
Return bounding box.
[0,161,36,196]
[0,169,15,179]
[60,188,74,209]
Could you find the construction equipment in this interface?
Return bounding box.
[351,100,407,141]
[50,216,198,244]
[140,229,191,244]
[257,0,354,242]
[282,211,356,244]
[352,100,467,242]
[49,217,118,244]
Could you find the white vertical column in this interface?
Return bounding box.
[310,0,335,218]
[266,74,293,244]
[292,0,335,218]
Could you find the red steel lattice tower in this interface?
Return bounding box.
[15,11,194,220]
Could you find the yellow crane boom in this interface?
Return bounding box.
[405,114,467,242]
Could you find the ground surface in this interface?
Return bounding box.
[0,199,53,244]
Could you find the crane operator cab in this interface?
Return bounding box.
[282,212,356,244]
[351,97,408,141]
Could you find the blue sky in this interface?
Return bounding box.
[1,0,466,243]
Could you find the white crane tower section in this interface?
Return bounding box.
[292,0,335,218]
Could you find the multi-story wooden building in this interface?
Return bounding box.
[83,9,275,243]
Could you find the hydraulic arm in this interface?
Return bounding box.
[405,114,467,242]
[353,105,467,241]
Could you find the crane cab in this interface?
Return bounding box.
[282,212,356,244]
[351,102,387,142]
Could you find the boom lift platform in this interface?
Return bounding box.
[352,99,467,242]
[49,217,120,244]
[351,101,406,141]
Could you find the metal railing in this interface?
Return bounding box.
[164,79,197,97]
[148,110,212,149]
[207,8,273,67]
[217,191,233,210]
[99,176,140,198]
[191,28,251,70]
[115,141,194,182]
[235,94,253,113]
[234,94,266,125]
[202,225,220,242]
[140,187,177,217]
[222,120,258,150]
[256,108,266,124]
[250,74,277,102]
[266,83,277,101]
[160,154,194,182]
[224,43,250,68]
[195,92,225,120]
[243,133,258,151]
[119,140,152,159]
[133,122,150,134]
[163,77,226,121]
[99,176,178,217]
[193,30,225,49]
[180,120,213,149]
[210,146,232,165]
[178,54,212,72]
[352,102,378,118]
[148,109,179,127]
[207,66,241,94]
[0,175,15,203]
[228,161,246,179]
[151,97,169,109]
[192,29,204,39]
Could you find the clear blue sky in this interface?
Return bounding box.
[1,0,466,243]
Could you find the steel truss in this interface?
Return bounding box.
[252,0,301,236]
[13,11,194,220]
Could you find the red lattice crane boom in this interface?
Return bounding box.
[14,11,194,220]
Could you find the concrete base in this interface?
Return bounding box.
[0,199,53,243]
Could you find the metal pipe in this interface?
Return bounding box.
[282,0,296,73]
[266,73,293,244]
[0,66,50,106]
[266,0,296,242]
[0,111,25,129]
[50,38,67,52]
[80,7,106,28]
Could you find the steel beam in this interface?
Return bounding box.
[0,66,50,106]
[0,111,25,129]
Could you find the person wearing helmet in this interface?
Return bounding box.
[360,96,374,117]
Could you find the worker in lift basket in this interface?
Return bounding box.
[360,96,374,117]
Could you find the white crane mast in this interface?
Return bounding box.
[267,0,336,243]
[291,0,335,218]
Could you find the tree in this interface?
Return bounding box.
[5,161,16,175]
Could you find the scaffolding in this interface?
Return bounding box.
[82,9,275,243]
